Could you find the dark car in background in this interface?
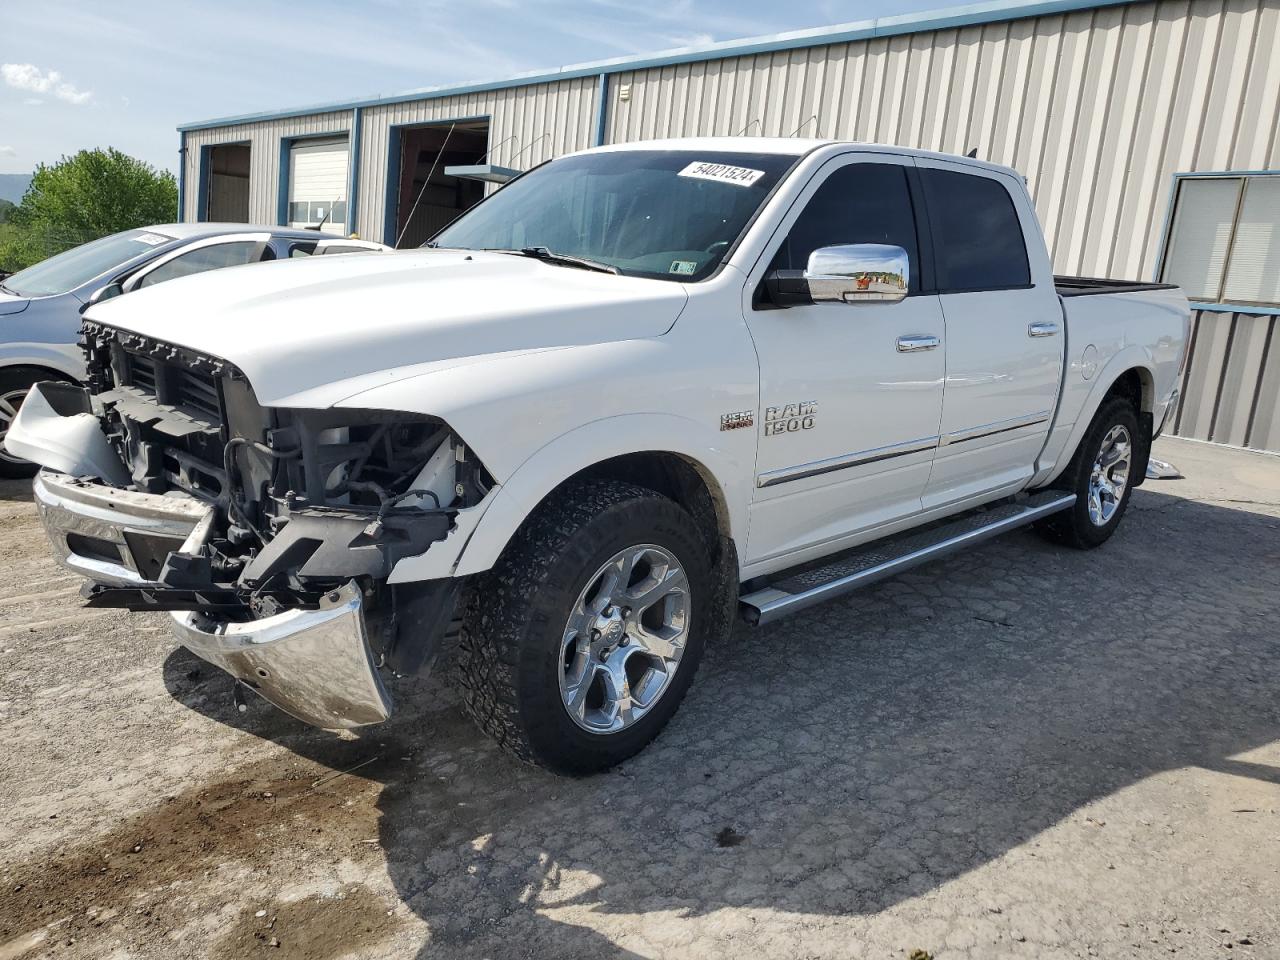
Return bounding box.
[0,224,387,476]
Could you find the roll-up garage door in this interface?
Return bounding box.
[288,138,349,235]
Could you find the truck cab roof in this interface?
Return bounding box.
[578,136,1022,180]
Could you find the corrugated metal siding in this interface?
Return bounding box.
[1172,309,1280,451]
[182,0,1280,450]
[354,76,598,241]
[604,0,1280,282]
[183,112,351,223]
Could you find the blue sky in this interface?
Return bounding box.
[0,0,948,177]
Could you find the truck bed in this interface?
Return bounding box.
[1055,275,1179,297]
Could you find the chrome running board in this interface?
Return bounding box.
[740,491,1076,626]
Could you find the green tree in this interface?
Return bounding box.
[0,148,177,272]
[0,198,15,223]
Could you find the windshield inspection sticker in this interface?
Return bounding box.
[670,260,698,275]
[136,233,169,246]
[678,161,765,187]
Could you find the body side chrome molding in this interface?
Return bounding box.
[756,409,1054,489]
[756,435,939,488]
[940,410,1052,447]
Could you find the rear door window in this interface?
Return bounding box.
[918,169,1030,291]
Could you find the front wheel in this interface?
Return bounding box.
[458,480,711,774]
[1035,396,1140,549]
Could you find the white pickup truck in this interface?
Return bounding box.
[7,138,1189,774]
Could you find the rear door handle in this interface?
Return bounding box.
[1028,321,1059,337]
[896,335,940,353]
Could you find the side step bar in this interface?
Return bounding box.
[740,491,1076,626]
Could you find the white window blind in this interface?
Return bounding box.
[1222,177,1280,305]
[1160,178,1240,300]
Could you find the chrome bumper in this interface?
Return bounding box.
[33,470,211,585]
[172,581,391,729]
[33,470,392,730]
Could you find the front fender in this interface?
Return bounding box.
[387,412,748,583]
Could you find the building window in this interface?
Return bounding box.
[1160,174,1280,308]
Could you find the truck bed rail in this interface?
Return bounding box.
[1055,275,1179,297]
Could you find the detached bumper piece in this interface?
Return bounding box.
[172,580,391,730]
[33,470,392,730]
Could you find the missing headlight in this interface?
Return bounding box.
[207,409,492,598]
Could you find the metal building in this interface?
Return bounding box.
[177,0,1280,453]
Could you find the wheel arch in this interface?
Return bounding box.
[0,359,81,387]
[567,450,731,555]
[388,413,749,583]
[1036,351,1157,489]
[1105,365,1154,414]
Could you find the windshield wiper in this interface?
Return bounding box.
[0,281,17,296]
[497,246,619,275]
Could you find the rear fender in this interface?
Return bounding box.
[1033,346,1156,487]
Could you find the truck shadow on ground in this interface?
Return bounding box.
[161,489,1280,959]
[0,478,35,502]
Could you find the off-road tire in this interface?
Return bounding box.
[457,479,712,774]
[1035,396,1141,549]
[0,367,67,479]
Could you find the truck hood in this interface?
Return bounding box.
[84,249,689,406]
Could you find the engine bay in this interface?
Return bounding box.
[77,320,491,622]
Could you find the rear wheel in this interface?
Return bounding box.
[458,480,711,774]
[1035,396,1140,549]
[0,367,65,479]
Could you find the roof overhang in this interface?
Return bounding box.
[443,164,523,184]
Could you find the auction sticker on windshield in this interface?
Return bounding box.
[136,233,169,246]
[678,161,765,187]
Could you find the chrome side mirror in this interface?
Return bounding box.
[804,244,909,304]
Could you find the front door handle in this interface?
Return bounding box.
[1028,321,1060,337]
[896,334,940,353]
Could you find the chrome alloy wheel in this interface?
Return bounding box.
[1087,423,1132,526]
[0,388,28,465]
[558,544,690,734]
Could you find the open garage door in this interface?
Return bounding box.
[205,143,250,222]
[288,138,349,236]
[391,121,489,248]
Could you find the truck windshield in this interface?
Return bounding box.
[430,150,798,282]
[2,229,173,298]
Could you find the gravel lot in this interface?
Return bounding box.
[1,435,1278,960]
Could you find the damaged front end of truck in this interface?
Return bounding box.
[8,321,492,729]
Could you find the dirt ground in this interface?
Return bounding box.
[1,434,1278,960]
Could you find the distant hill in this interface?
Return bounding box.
[0,174,32,205]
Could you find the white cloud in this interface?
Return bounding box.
[0,146,15,158]
[1,63,93,105]
[23,98,43,106]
